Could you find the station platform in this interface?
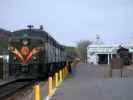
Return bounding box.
[49,63,133,100]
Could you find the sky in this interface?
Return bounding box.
[0,0,133,46]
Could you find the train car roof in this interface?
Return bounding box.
[12,28,64,48]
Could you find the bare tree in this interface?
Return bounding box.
[77,40,91,63]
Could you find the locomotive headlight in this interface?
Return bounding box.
[33,56,37,60]
[22,39,28,45]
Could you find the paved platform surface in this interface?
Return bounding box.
[51,64,133,100]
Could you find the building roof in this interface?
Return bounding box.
[87,44,133,54]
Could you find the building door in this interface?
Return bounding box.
[98,54,108,64]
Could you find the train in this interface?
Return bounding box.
[117,46,132,65]
[8,26,74,80]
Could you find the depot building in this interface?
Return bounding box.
[87,44,133,64]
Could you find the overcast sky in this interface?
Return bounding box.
[0,0,133,46]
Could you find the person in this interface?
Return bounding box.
[110,54,123,78]
[67,61,72,74]
[71,62,76,76]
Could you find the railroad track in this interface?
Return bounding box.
[0,80,34,100]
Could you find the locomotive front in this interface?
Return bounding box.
[8,32,44,79]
